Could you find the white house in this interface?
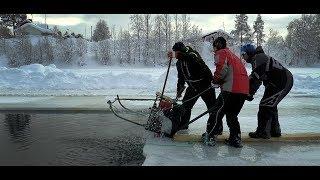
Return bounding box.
[14,20,54,36]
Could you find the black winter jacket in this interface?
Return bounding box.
[176,46,213,92]
[249,52,292,95]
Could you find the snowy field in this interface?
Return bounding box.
[0,64,319,165]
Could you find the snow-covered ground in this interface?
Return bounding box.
[0,63,320,97]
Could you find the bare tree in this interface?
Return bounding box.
[173,14,180,43]
[161,14,172,52]
[6,39,19,67]
[97,39,111,65]
[122,30,132,64]
[116,27,124,65]
[17,35,33,65]
[181,14,191,41]
[111,25,117,59]
[0,37,7,54]
[0,25,12,38]
[56,38,76,64]
[153,15,164,64]
[130,14,144,63]
[142,14,151,66]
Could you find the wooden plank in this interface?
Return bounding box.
[173,133,320,142]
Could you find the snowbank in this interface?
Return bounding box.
[0,63,319,96]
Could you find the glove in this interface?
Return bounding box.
[167,51,174,59]
[246,94,254,101]
[211,82,220,88]
[176,91,182,99]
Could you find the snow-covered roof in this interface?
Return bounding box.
[202,29,234,40]
[14,22,53,35]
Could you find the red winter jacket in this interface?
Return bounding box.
[213,48,249,95]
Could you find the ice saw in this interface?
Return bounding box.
[107,56,216,138]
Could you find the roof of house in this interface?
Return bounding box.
[14,22,54,35]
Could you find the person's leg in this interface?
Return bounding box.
[206,93,225,138]
[201,87,222,134]
[180,87,199,129]
[224,93,246,148]
[249,86,277,139]
[269,70,293,137]
[251,70,293,139]
[270,107,281,137]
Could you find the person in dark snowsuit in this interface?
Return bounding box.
[202,37,249,148]
[241,44,294,139]
[167,42,219,132]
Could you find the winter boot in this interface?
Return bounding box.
[225,134,243,148]
[248,131,270,139]
[202,133,217,146]
[270,132,281,137]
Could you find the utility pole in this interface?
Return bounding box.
[223,22,225,31]
[91,26,93,41]
[45,14,48,29]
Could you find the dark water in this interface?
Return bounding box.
[0,113,146,166]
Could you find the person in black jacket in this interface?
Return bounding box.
[167,42,220,132]
[241,44,294,139]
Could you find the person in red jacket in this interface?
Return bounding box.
[202,37,249,148]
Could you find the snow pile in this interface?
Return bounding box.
[0,63,319,96]
[291,74,320,96]
[0,64,155,91]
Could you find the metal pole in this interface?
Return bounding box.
[85,26,86,39]
[158,57,172,104]
[45,14,47,29]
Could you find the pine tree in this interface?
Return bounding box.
[231,14,252,44]
[253,14,265,46]
[92,19,111,42]
[0,25,12,38]
[0,14,27,35]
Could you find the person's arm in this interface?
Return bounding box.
[212,51,228,84]
[249,72,262,96]
[249,60,268,95]
[176,62,186,98]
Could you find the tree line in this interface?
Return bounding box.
[1,14,319,67]
[231,14,320,66]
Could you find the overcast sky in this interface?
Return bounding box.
[27,14,302,39]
